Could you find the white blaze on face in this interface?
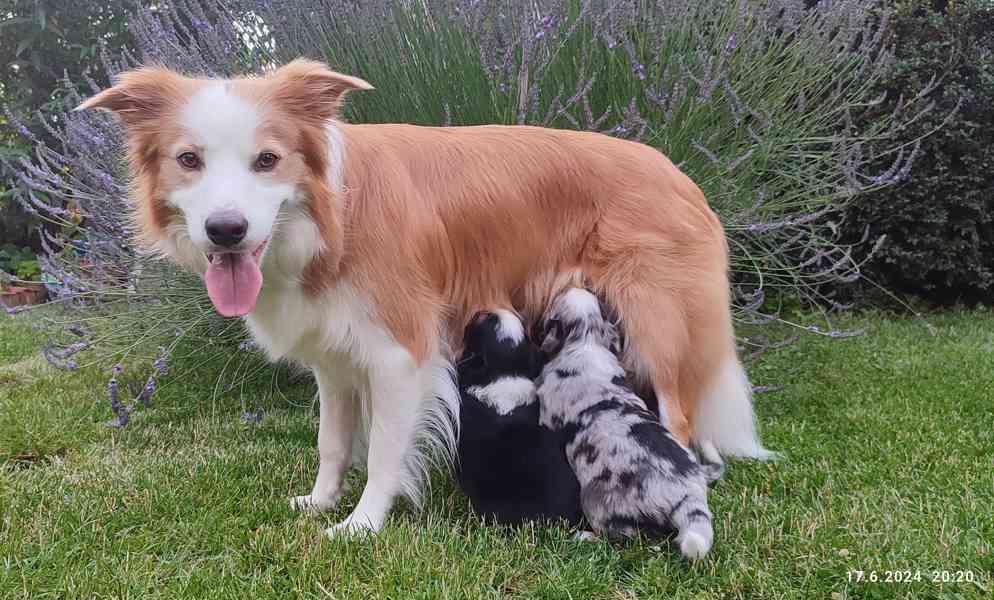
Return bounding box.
[170,83,296,317]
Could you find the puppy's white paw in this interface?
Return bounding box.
[289,493,338,514]
[325,511,380,538]
[677,530,712,560]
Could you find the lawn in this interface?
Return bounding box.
[1,308,992,599]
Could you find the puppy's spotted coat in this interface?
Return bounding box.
[537,288,718,559]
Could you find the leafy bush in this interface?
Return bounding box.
[14,258,40,281]
[0,243,34,276]
[842,0,994,305]
[0,1,136,252]
[2,0,934,416]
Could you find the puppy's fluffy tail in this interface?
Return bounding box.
[693,357,778,462]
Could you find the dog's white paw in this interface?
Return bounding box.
[677,530,712,560]
[325,511,380,538]
[289,493,338,514]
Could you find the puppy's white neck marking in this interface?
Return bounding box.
[493,309,525,344]
[467,377,536,415]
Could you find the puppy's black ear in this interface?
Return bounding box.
[456,351,487,379]
[461,311,491,355]
[525,342,545,379]
[540,318,565,355]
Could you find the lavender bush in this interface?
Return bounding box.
[3,0,934,418]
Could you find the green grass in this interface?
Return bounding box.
[2,309,992,599]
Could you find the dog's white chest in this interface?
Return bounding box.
[245,281,379,366]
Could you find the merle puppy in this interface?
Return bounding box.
[536,288,716,559]
[456,310,583,527]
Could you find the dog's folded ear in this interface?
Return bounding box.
[75,66,189,129]
[266,59,373,124]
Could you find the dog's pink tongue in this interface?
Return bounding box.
[203,253,262,317]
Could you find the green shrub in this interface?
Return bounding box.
[843,0,994,305]
[15,258,40,281]
[0,243,34,276]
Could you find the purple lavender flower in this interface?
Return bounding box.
[752,384,784,394]
[106,374,130,428]
[137,376,157,408]
[42,343,85,370]
[153,347,169,374]
[240,410,264,424]
[535,14,557,39]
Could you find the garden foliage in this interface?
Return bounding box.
[2,0,935,415]
[842,0,994,305]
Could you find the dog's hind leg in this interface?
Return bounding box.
[594,259,775,460]
[585,164,773,460]
[593,275,693,446]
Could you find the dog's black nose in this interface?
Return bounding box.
[205,211,248,247]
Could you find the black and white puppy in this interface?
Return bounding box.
[455,310,583,527]
[536,288,716,559]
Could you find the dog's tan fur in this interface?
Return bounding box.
[81,60,744,446]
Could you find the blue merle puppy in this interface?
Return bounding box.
[455,309,583,527]
[536,288,716,559]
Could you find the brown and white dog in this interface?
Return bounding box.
[79,59,773,535]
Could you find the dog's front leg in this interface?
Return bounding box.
[328,353,422,536]
[291,360,357,514]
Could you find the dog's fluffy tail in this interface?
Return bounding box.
[693,357,778,462]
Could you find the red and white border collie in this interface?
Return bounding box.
[79,59,773,535]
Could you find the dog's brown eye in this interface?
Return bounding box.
[255,152,279,171]
[177,152,200,170]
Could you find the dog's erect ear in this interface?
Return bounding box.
[76,66,188,128]
[267,59,373,123]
